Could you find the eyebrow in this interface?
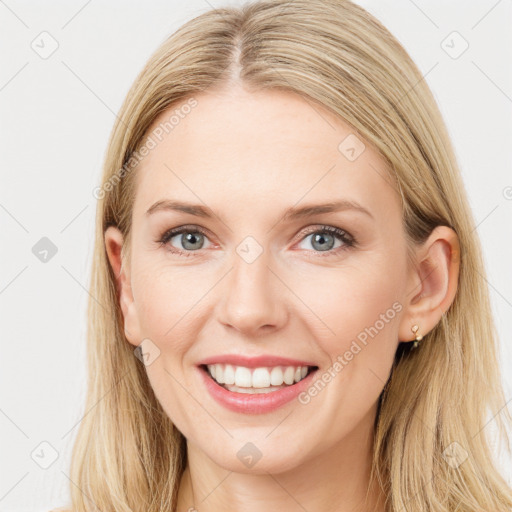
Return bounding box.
[146,199,374,221]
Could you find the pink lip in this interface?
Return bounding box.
[197,354,317,368]
[197,365,319,414]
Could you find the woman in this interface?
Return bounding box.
[58,0,512,510]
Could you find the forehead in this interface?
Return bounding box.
[132,85,398,219]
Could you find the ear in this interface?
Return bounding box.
[398,225,460,343]
[104,226,142,347]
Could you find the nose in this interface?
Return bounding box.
[217,250,288,337]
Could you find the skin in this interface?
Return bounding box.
[105,83,460,512]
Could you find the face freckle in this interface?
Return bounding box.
[119,83,410,474]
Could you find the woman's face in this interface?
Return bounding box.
[107,84,415,473]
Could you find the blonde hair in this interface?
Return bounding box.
[64,1,512,510]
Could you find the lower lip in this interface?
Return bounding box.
[198,366,318,414]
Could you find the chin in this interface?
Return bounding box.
[206,440,310,475]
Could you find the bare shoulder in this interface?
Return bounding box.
[49,508,72,512]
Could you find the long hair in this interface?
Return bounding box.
[64,1,512,510]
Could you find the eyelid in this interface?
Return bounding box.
[292,225,355,256]
[295,224,354,243]
[157,224,213,250]
[158,223,356,256]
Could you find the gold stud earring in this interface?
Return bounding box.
[411,324,423,349]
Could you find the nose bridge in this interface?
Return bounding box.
[217,237,287,334]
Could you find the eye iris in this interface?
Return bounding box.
[311,232,334,251]
[168,228,346,253]
[181,232,204,250]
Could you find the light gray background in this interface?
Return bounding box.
[1,1,511,510]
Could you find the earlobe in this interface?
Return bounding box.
[398,225,460,342]
[104,226,142,346]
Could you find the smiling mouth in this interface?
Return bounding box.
[200,363,319,394]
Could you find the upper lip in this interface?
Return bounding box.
[197,354,318,369]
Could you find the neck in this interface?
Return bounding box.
[176,405,386,512]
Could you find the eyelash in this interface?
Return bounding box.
[157,224,356,258]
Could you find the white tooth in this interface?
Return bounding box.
[270,366,284,386]
[234,366,252,387]
[207,365,216,379]
[252,367,271,388]
[294,367,302,383]
[223,364,235,385]
[215,364,224,384]
[301,366,308,379]
[283,366,295,385]
[223,383,286,394]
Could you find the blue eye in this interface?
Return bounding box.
[297,226,355,255]
[157,224,355,257]
[158,225,212,256]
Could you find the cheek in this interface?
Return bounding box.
[286,263,404,447]
[132,260,207,342]
[132,263,204,436]
[291,254,405,368]
[143,359,209,443]
[129,264,199,407]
